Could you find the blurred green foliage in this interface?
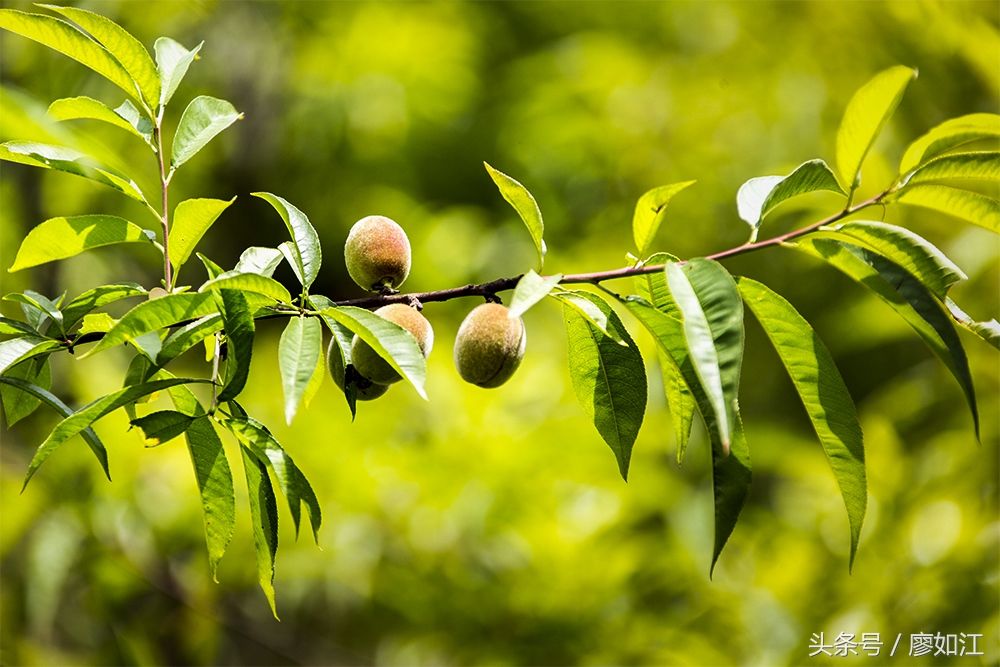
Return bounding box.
[1,1,998,665]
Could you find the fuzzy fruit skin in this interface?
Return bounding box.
[328,337,389,401]
[352,304,433,385]
[344,215,411,292]
[453,303,526,388]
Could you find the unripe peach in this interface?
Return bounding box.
[344,215,411,292]
[351,304,433,385]
[453,303,526,388]
[327,337,389,401]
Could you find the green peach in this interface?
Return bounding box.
[453,303,526,388]
[352,304,433,385]
[344,215,411,292]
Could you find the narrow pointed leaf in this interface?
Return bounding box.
[225,416,322,541]
[1,357,51,426]
[252,193,321,289]
[10,215,155,272]
[199,272,291,304]
[509,270,562,319]
[484,162,546,268]
[23,378,206,488]
[665,259,744,453]
[737,277,866,567]
[61,282,146,329]
[130,410,195,446]
[155,314,223,367]
[240,445,279,618]
[40,4,160,109]
[80,292,218,359]
[0,376,108,478]
[814,220,967,298]
[550,290,627,344]
[48,96,153,145]
[906,151,1000,185]
[311,297,428,399]
[946,298,1000,350]
[154,37,202,107]
[793,238,979,438]
[0,141,147,201]
[171,96,242,168]
[170,197,236,273]
[632,181,696,255]
[4,293,64,336]
[562,291,646,480]
[900,113,1000,174]
[737,160,844,235]
[215,289,254,402]
[891,184,1000,233]
[278,317,322,424]
[836,66,917,190]
[234,247,284,277]
[0,336,62,375]
[0,318,38,336]
[0,10,139,101]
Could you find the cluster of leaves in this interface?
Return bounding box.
[0,6,996,614]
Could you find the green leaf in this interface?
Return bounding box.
[737,277,866,568]
[199,272,292,304]
[0,317,38,336]
[899,113,1000,174]
[620,298,751,572]
[156,314,223,366]
[197,252,225,280]
[793,238,979,439]
[0,336,62,375]
[632,253,694,462]
[129,410,195,446]
[252,193,322,289]
[1,357,51,426]
[80,292,218,359]
[4,293,64,336]
[234,247,284,278]
[0,141,147,202]
[665,259,745,453]
[61,282,146,329]
[240,445,279,618]
[835,66,917,190]
[484,162,546,268]
[78,313,117,335]
[632,181,696,256]
[9,215,156,272]
[167,383,235,580]
[813,220,967,298]
[562,291,646,480]
[224,415,322,541]
[40,4,160,110]
[891,184,1000,233]
[945,298,1000,350]
[47,96,153,146]
[278,316,322,424]
[310,297,428,399]
[154,37,202,107]
[906,151,1000,185]
[215,289,254,402]
[0,375,109,479]
[508,270,562,319]
[169,197,236,276]
[0,9,139,103]
[23,378,206,488]
[736,160,844,238]
[549,290,628,344]
[171,96,243,168]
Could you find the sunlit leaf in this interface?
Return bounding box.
[0,336,62,375]
[129,410,195,446]
[632,181,696,255]
[47,96,153,146]
[154,37,202,107]
[4,293,64,336]
[40,4,160,109]
[836,66,917,190]
[562,290,646,480]
[737,160,844,238]
[278,316,322,424]
[80,292,218,358]
[508,270,562,319]
[156,314,223,367]
[199,272,292,304]
[0,141,147,202]
[737,277,866,568]
[0,357,51,426]
[9,215,156,272]
[171,96,242,168]
[61,282,146,329]
[170,197,236,276]
[891,184,1000,233]
[945,298,1000,350]
[906,151,1000,185]
[253,193,322,289]
[484,162,546,268]
[234,247,284,278]
[240,445,279,618]
[549,290,627,344]
[665,259,744,454]
[899,113,1000,174]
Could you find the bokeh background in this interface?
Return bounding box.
[1,1,998,665]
